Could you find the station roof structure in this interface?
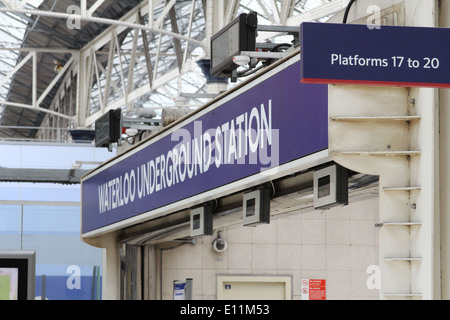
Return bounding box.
[0,0,344,143]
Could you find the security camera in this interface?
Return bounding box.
[213,238,227,253]
[125,128,139,136]
[233,55,251,66]
[71,162,82,169]
[212,232,227,253]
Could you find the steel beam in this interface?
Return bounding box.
[0,166,89,184]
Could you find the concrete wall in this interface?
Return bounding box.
[327,0,442,300]
[439,0,450,300]
[158,196,379,300]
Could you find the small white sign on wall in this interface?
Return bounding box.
[173,278,193,300]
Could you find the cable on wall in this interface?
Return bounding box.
[343,0,357,23]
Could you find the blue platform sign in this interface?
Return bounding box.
[81,56,328,236]
[300,22,450,88]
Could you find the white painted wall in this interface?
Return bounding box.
[439,0,450,300]
[326,0,446,300]
[158,196,380,300]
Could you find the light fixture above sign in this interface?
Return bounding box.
[190,205,213,237]
[313,163,348,210]
[243,187,271,227]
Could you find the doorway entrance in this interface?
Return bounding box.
[217,276,292,300]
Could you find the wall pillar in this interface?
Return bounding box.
[439,0,450,300]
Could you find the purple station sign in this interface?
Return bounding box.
[301,22,450,88]
[81,56,328,235]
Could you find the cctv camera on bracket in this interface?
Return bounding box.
[212,231,227,253]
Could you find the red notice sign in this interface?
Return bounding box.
[301,279,326,300]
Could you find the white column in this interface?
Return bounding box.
[439,0,450,300]
[101,234,121,300]
[327,0,441,300]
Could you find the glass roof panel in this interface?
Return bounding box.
[0,0,45,117]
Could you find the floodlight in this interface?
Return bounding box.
[233,55,251,66]
[210,12,257,78]
[125,128,139,136]
[313,163,349,210]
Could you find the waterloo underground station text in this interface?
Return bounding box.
[97,100,279,214]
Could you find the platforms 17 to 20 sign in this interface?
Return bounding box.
[301,22,450,88]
